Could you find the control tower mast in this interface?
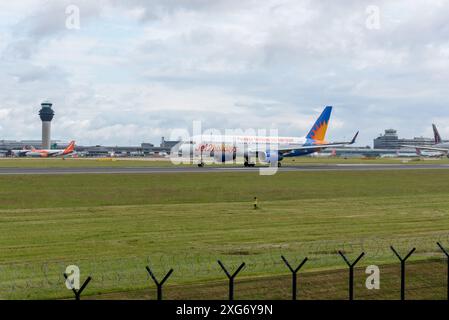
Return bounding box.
[38,101,55,149]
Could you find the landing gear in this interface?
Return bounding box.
[198,148,204,167]
[278,162,282,167]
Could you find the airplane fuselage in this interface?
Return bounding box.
[177,134,320,164]
[25,150,64,157]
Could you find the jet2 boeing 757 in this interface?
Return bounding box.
[175,106,358,167]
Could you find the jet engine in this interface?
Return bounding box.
[257,151,283,165]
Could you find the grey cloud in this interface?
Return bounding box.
[10,65,69,83]
[4,0,102,59]
[18,0,101,37]
[109,0,255,21]
[1,0,449,146]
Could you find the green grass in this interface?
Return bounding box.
[1,170,449,299]
[1,170,449,209]
[0,158,179,168]
[1,156,448,168]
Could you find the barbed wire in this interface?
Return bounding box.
[1,233,448,299]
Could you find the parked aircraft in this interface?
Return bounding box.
[403,124,448,157]
[12,141,76,158]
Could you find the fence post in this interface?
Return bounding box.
[437,242,449,300]
[217,260,245,301]
[281,256,308,300]
[145,266,174,300]
[338,251,365,300]
[390,246,415,300]
[63,273,92,300]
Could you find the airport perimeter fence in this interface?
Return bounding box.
[2,233,449,300]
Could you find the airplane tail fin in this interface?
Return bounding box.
[63,141,75,154]
[306,106,332,142]
[433,124,442,144]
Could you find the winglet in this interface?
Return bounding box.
[349,131,359,145]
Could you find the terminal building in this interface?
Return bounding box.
[373,129,435,149]
[0,138,180,157]
[70,138,181,157]
[0,140,61,156]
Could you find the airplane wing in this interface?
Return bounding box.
[402,145,449,153]
[277,131,359,154]
[12,150,30,157]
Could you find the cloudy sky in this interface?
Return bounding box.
[0,0,448,146]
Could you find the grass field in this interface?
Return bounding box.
[1,169,449,299]
[1,156,449,168]
[0,158,179,168]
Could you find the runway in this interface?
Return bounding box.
[2,163,449,175]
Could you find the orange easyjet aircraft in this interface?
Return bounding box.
[19,141,76,158]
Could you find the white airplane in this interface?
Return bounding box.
[12,141,76,158]
[415,148,444,158]
[175,106,358,167]
[403,124,449,157]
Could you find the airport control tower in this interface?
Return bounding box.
[38,101,54,149]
